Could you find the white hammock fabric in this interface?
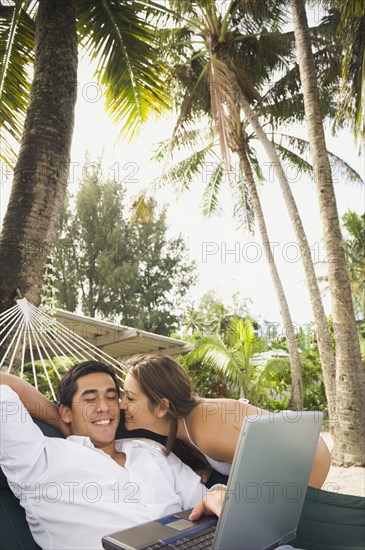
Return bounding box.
[0,298,126,399]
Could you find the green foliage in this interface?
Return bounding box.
[186,315,268,401]
[342,210,365,320]
[0,3,35,163]
[181,289,253,336]
[179,302,328,413]
[76,0,171,141]
[53,168,197,335]
[255,352,327,414]
[341,210,365,361]
[178,292,273,400]
[22,356,75,401]
[328,0,365,141]
[39,255,59,317]
[0,0,171,164]
[253,357,291,411]
[179,352,238,399]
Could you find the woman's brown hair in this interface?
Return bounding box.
[123,354,200,455]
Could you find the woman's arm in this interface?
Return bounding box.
[0,372,71,436]
[192,400,331,488]
[308,436,331,488]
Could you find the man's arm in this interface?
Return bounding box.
[0,372,70,436]
[0,383,49,485]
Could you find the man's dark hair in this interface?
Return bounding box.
[57,361,121,407]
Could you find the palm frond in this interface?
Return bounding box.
[328,152,364,186]
[226,317,255,366]
[155,142,218,192]
[256,357,291,387]
[0,2,35,164]
[246,143,264,182]
[334,1,365,141]
[261,93,306,127]
[231,167,255,233]
[186,334,227,366]
[201,161,224,217]
[76,0,171,141]
[233,30,297,97]
[187,334,245,392]
[168,58,209,152]
[153,125,215,163]
[260,40,341,125]
[232,0,287,33]
[276,133,364,185]
[274,143,313,177]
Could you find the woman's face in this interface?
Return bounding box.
[121,373,160,431]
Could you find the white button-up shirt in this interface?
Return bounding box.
[0,386,207,549]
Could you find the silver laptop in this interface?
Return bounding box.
[102,411,323,550]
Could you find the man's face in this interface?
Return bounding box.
[61,372,120,448]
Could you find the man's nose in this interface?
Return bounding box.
[96,398,110,412]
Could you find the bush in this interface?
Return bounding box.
[22,356,75,400]
[179,354,239,399]
[253,356,327,414]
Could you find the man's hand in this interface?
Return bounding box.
[189,485,226,521]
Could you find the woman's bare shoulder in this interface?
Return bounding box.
[188,399,243,440]
[186,400,241,461]
[191,398,267,423]
[188,399,268,455]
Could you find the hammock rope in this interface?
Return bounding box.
[0,298,126,398]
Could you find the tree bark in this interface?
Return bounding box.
[0,0,78,312]
[290,0,365,466]
[237,91,337,424]
[234,138,304,410]
[215,47,336,412]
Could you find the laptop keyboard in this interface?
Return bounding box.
[145,526,216,549]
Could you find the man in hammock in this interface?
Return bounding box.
[0,361,224,550]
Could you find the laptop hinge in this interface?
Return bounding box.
[262,529,297,550]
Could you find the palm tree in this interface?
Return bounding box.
[157,0,308,408]
[158,0,349,409]
[328,0,365,143]
[204,5,341,416]
[342,211,365,319]
[187,316,263,402]
[182,306,206,335]
[187,315,290,405]
[0,0,169,313]
[289,0,365,466]
[207,301,232,335]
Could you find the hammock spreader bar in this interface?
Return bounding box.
[0,298,126,396]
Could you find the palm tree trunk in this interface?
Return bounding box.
[234,138,304,409]
[0,0,78,312]
[290,0,365,466]
[215,47,337,418]
[237,91,337,424]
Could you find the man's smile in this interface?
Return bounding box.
[94,419,113,425]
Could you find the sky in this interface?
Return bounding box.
[1,30,364,332]
[63,59,364,330]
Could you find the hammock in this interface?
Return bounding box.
[0,298,126,399]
